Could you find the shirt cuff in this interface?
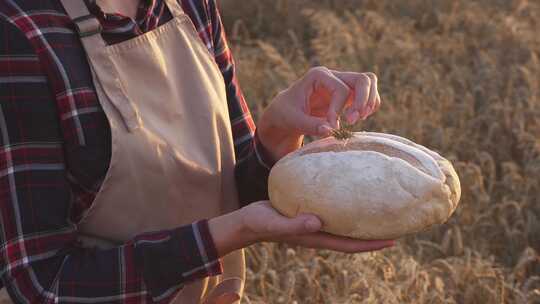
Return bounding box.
[136,220,223,298]
[192,219,223,276]
[253,130,277,169]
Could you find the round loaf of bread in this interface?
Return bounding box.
[268,132,461,240]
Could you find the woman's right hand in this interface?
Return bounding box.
[208,201,394,257]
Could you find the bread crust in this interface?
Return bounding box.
[268,132,461,239]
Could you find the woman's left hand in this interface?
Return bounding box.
[257,66,381,161]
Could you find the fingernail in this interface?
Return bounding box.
[304,218,321,232]
[318,124,333,136]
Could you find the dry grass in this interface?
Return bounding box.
[1,1,536,303]
[221,0,540,303]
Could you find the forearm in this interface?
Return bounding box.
[2,222,223,303]
[207,210,256,257]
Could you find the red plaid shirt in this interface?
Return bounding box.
[0,0,272,302]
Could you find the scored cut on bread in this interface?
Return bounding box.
[268,132,461,240]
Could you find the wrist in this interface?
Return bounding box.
[207,209,257,257]
[258,130,303,162]
[258,110,303,161]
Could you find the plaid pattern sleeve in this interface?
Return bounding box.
[0,1,225,303]
[201,0,276,206]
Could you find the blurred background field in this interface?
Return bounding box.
[0,1,536,303]
[220,0,540,303]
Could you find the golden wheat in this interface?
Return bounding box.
[221,0,540,303]
[0,1,536,304]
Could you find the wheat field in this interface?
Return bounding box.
[220,0,540,303]
[0,1,537,303]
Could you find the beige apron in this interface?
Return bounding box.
[59,1,245,303]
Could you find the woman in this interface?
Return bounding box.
[0,0,393,303]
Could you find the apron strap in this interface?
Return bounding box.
[163,0,187,18]
[60,0,141,132]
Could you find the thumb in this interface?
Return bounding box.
[270,213,322,236]
[290,110,333,137]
